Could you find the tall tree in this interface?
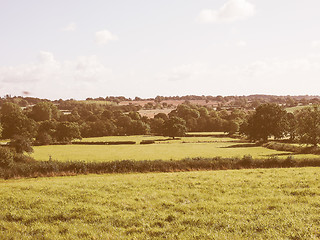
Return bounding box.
[296,106,320,146]
[242,103,287,142]
[56,122,81,142]
[0,102,37,139]
[30,101,60,122]
[163,116,187,139]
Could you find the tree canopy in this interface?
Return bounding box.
[241,103,287,141]
[296,106,320,146]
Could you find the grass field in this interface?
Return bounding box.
[1,168,320,239]
[138,108,172,118]
[78,100,116,105]
[33,135,319,162]
[285,105,310,113]
[73,135,169,143]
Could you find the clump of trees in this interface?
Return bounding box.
[240,104,288,142]
[240,104,320,146]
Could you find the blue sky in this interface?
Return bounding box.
[1,0,320,99]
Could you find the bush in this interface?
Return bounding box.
[0,147,14,168]
[36,132,53,145]
[13,153,35,163]
[9,135,33,154]
[140,140,155,144]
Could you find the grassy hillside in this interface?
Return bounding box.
[1,168,319,239]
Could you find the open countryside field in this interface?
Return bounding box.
[1,168,320,239]
[285,105,315,113]
[32,135,319,162]
[138,108,173,118]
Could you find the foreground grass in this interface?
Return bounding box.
[1,168,320,239]
[33,138,318,162]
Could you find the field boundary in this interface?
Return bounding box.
[1,156,320,179]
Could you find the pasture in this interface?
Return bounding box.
[138,108,173,118]
[32,135,319,162]
[1,168,319,239]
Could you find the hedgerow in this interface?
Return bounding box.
[1,155,320,179]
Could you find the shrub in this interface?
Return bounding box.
[9,135,33,154]
[36,132,53,145]
[13,153,35,163]
[0,147,14,168]
[140,140,155,144]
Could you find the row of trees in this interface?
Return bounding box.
[0,100,320,147]
[0,101,242,144]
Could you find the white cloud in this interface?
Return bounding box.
[0,52,113,99]
[158,57,320,96]
[37,51,56,64]
[62,22,76,31]
[197,0,256,23]
[95,30,118,45]
[311,41,320,48]
[236,40,247,47]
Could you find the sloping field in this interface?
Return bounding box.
[1,168,319,239]
[32,136,318,162]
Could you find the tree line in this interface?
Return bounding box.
[0,100,319,147]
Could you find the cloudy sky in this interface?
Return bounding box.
[1,0,320,99]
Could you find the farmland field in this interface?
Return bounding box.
[138,108,173,118]
[32,135,319,162]
[1,168,320,239]
[285,105,311,113]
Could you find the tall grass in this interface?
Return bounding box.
[1,168,320,239]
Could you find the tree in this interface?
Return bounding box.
[243,103,287,142]
[129,120,150,135]
[30,102,60,122]
[154,113,168,121]
[150,117,165,135]
[226,120,239,135]
[56,122,81,142]
[0,147,14,168]
[0,102,37,139]
[284,112,297,141]
[163,117,187,139]
[10,135,33,154]
[296,106,320,146]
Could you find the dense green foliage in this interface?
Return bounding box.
[0,147,14,168]
[2,154,320,179]
[296,106,320,146]
[0,102,37,139]
[1,168,320,239]
[241,104,288,141]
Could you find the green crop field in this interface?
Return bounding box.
[1,168,320,239]
[32,135,318,162]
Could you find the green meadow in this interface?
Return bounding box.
[32,135,318,162]
[1,168,320,239]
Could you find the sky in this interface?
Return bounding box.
[1,0,320,100]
